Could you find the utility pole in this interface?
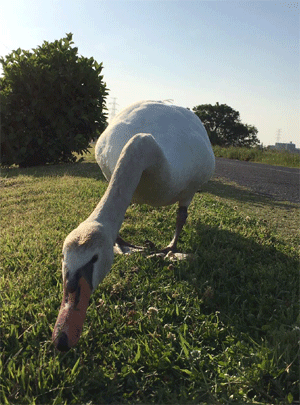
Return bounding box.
[109,97,118,121]
[276,129,282,144]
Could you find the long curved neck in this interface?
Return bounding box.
[87,134,163,243]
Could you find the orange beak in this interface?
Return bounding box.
[52,277,92,351]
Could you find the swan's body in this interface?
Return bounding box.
[53,100,215,351]
[96,101,214,207]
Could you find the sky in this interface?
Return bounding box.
[1,0,299,147]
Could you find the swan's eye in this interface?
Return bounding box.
[91,254,98,264]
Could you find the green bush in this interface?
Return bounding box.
[0,33,108,167]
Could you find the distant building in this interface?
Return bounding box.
[268,142,300,154]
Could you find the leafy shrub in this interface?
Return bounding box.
[0,33,108,167]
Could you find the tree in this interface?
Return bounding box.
[192,103,259,147]
[0,33,108,167]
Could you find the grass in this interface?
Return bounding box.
[213,145,300,168]
[1,149,299,404]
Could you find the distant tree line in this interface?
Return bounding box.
[0,34,259,167]
[193,103,259,147]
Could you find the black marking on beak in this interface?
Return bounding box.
[66,256,95,294]
[74,286,81,308]
[56,332,70,352]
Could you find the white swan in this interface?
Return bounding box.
[52,100,215,351]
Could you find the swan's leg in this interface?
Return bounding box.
[114,206,188,255]
[116,235,139,248]
[114,235,144,255]
[161,206,188,253]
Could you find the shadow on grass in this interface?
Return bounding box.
[184,222,298,332]
[173,221,299,396]
[202,178,298,210]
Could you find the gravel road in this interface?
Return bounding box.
[213,158,300,204]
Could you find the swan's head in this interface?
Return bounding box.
[52,221,114,351]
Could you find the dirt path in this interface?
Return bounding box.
[214,158,300,203]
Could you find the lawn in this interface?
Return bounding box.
[1,150,299,404]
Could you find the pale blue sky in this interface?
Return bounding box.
[1,1,299,147]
